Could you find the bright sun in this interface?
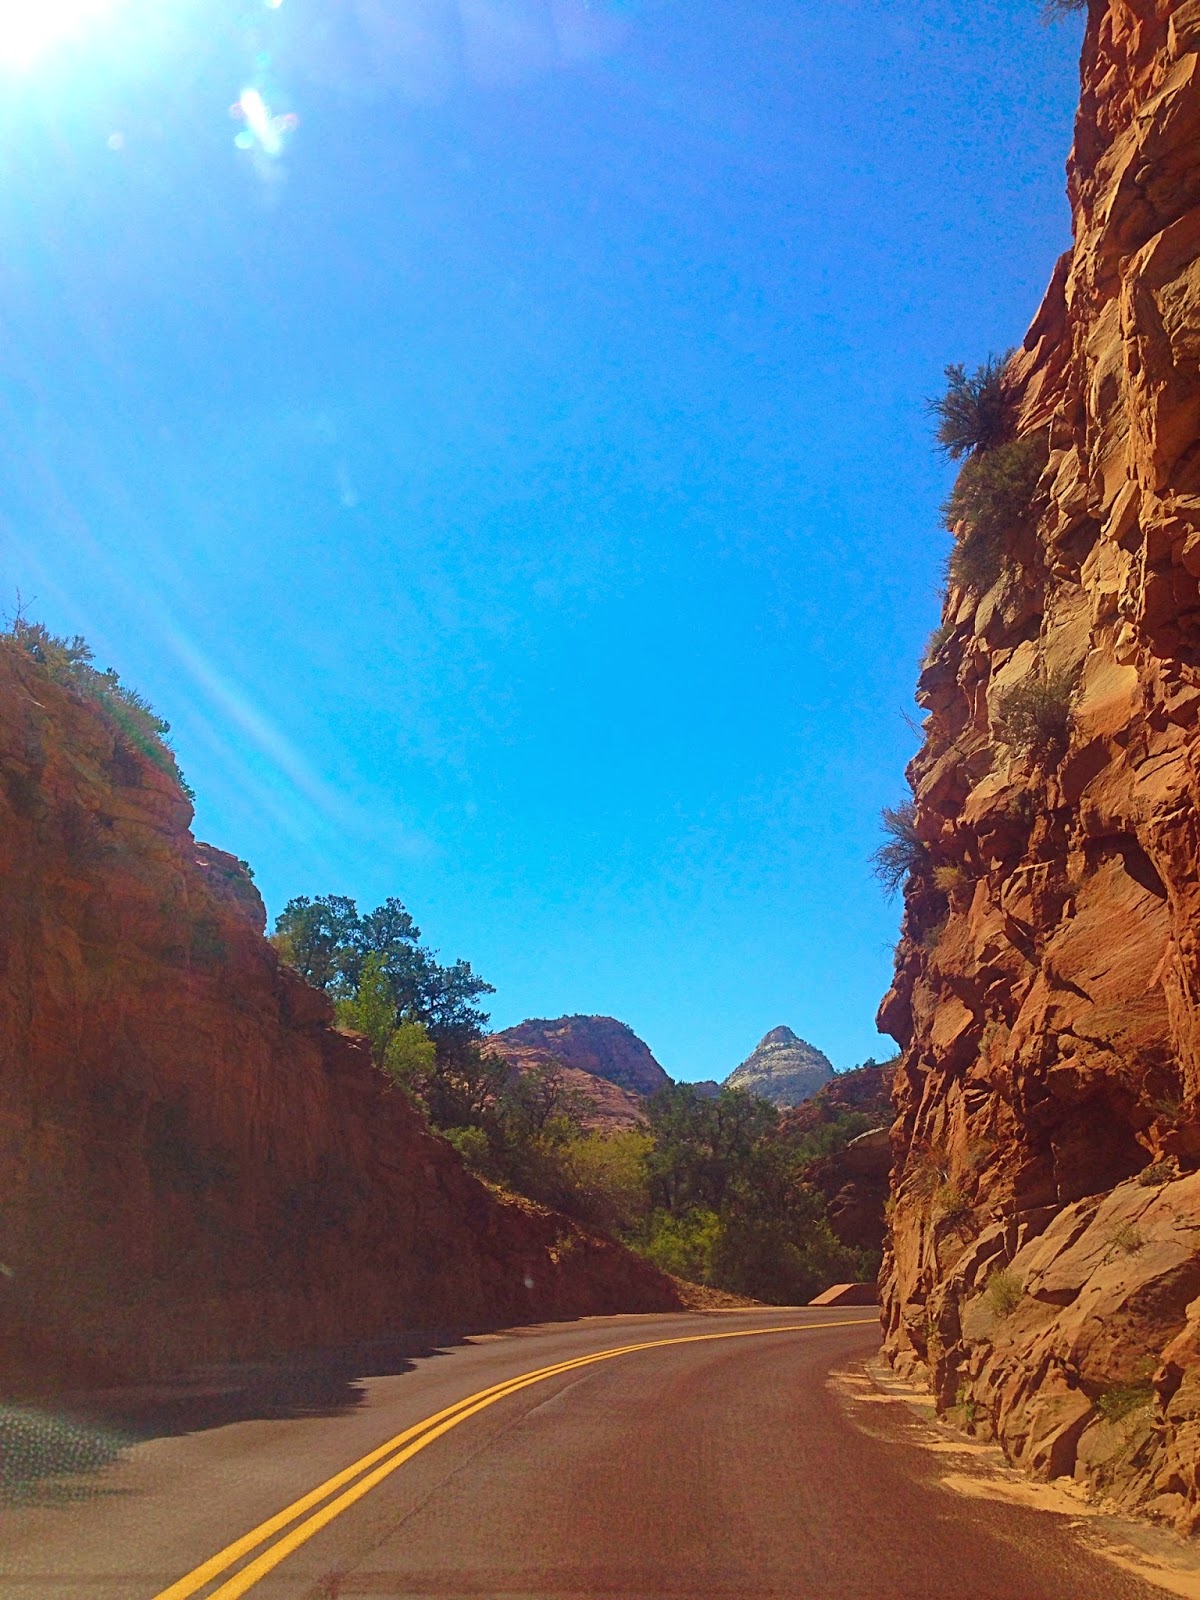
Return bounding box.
[0,0,125,67]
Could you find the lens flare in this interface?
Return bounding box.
[0,0,124,67]
[231,85,298,158]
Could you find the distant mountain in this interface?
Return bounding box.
[487,1014,671,1129]
[723,1025,834,1108]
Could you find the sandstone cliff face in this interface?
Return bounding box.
[725,1026,834,1108]
[0,642,680,1390]
[879,0,1200,1533]
[488,1015,671,1102]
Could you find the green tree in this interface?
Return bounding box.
[382,1019,438,1096]
[272,893,494,1051]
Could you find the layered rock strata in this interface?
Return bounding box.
[0,642,680,1391]
[879,0,1200,1534]
[725,1025,834,1108]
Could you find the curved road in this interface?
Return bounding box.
[0,1309,1172,1599]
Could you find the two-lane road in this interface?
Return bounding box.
[0,1310,1173,1598]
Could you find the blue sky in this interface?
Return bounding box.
[1,0,1083,1079]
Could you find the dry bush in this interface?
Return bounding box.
[995,665,1077,764]
[944,436,1049,593]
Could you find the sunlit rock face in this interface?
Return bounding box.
[489,1015,672,1101]
[0,643,680,1390]
[879,0,1200,1535]
[724,1026,834,1107]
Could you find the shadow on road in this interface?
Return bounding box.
[0,1326,490,1504]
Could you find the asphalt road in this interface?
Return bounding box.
[0,1308,1174,1599]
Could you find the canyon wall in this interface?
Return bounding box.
[880,0,1200,1533]
[0,640,679,1391]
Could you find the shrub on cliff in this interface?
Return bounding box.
[872,800,926,896]
[995,665,1077,764]
[5,619,194,799]
[943,435,1049,593]
[929,353,1015,459]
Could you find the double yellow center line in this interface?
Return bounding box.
[152,1315,876,1599]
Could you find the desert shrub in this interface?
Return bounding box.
[1042,0,1085,19]
[984,1267,1023,1318]
[906,1146,949,1201]
[944,436,1049,593]
[872,800,926,896]
[1104,1222,1145,1260]
[995,665,1076,764]
[929,353,1015,459]
[5,619,194,799]
[922,618,955,666]
[1138,1160,1174,1187]
[933,1181,972,1224]
[440,1124,493,1176]
[933,864,967,895]
[1096,1381,1154,1424]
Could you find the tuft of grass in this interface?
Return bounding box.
[872,800,926,897]
[1095,1381,1154,1424]
[995,665,1077,765]
[929,353,1016,460]
[944,435,1049,593]
[923,617,955,666]
[1104,1222,1145,1261]
[985,1267,1023,1319]
[933,1181,972,1224]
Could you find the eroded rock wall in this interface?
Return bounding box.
[0,642,679,1390]
[880,0,1200,1533]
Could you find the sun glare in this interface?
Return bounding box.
[0,0,125,67]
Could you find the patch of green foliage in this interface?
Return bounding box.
[279,890,877,1301]
[1095,1381,1154,1424]
[929,353,1015,460]
[995,665,1076,765]
[5,619,194,800]
[943,436,1049,593]
[274,894,495,1065]
[984,1267,1023,1319]
[933,1181,972,1225]
[871,799,926,897]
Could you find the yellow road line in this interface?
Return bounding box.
[153,1315,877,1600]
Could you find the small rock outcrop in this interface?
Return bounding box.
[0,642,681,1391]
[724,1026,834,1107]
[879,0,1200,1536]
[488,1015,671,1106]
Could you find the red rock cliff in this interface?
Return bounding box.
[0,641,680,1390]
[880,0,1200,1533]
